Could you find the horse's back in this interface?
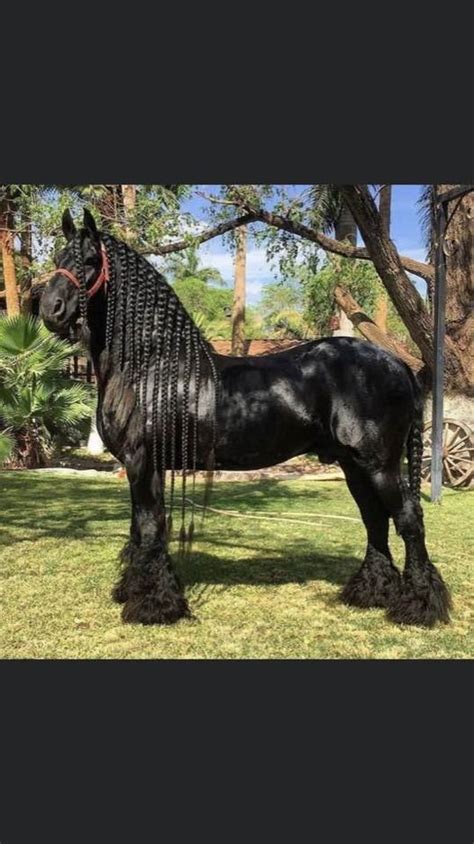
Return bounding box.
[213,336,418,470]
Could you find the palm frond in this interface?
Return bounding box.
[309,185,343,232]
[0,430,14,464]
[0,314,42,356]
[0,314,94,465]
[417,185,436,261]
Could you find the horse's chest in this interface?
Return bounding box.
[96,373,139,460]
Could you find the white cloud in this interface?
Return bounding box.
[199,246,276,303]
[200,246,272,280]
[151,245,275,304]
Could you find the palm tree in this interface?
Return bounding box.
[417,185,436,310]
[310,185,357,245]
[0,315,94,467]
[166,245,224,286]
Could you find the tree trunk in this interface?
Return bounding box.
[231,225,247,355]
[19,211,33,314]
[122,185,136,240]
[379,185,392,235]
[0,191,20,316]
[334,284,424,373]
[374,186,391,331]
[340,185,470,394]
[335,203,357,246]
[333,202,356,337]
[332,307,355,337]
[374,294,388,332]
[91,185,122,231]
[439,185,473,391]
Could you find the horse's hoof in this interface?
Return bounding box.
[386,566,451,627]
[341,564,402,609]
[121,594,191,625]
[111,582,129,604]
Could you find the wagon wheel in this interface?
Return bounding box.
[421,419,474,488]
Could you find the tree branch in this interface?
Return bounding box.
[334,285,424,373]
[215,187,434,283]
[140,212,257,255]
[16,214,258,299]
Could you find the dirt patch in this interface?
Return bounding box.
[206,456,343,483]
[47,448,118,472]
[111,454,343,482]
[43,450,344,482]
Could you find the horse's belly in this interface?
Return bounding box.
[214,402,315,470]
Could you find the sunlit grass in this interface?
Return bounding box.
[0,471,472,659]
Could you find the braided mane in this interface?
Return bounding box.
[87,232,218,547]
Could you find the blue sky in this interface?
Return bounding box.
[176,185,427,304]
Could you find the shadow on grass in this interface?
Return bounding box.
[1,473,361,601]
[179,546,358,586]
[0,474,350,540]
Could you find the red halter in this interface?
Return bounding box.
[50,243,110,298]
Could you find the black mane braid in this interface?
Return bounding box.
[94,234,218,543]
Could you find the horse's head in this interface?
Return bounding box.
[40,208,106,336]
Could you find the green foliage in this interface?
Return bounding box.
[173,277,232,323]
[0,184,195,279]
[245,306,265,340]
[193,311,232,341]
[112,185,193,249]
[165,246,234,340]
[258,279,313,339]
[164,246,224,286]
[0,430,14,464]
[301,256,380,336]
[0,315,94,467]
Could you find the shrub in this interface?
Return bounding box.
[0,315,94,468]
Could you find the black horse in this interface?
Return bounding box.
[40,209,451,628]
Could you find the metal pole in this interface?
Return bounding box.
[430,194,447,502]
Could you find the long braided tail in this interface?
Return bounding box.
[406,372,425,502]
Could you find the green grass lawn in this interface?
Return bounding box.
[1,471,472,659]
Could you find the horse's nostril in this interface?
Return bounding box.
[53,298,65,317]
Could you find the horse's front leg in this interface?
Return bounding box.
[119,469,190,625]
[111,490,140,604]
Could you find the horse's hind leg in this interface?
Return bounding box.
[370,468,451,627]
[118,467,190,625]
[340,460,402,609]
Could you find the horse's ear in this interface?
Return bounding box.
[83,208,99,240]
[62,208,76,242]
